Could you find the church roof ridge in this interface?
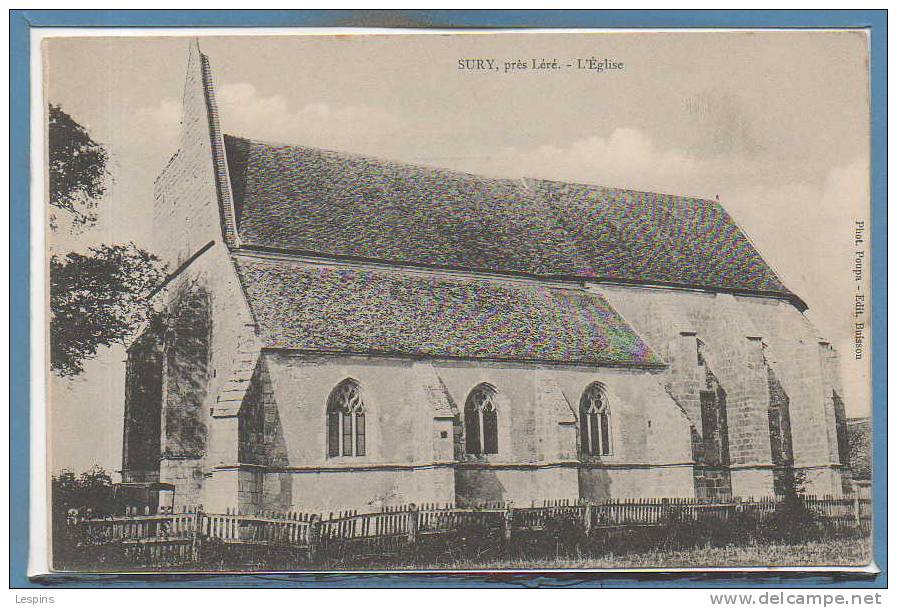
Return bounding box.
[222,132,722,205]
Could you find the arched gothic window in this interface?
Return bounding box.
[580,383,611,457]
[327,380,366,457]
[465,384,499,455]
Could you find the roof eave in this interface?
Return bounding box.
[231,243,808,311]
[258,346,667,371]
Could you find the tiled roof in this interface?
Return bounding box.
[233,256,661,367]
[224,135,795,300]
[224,135,583,277]
[536,181,789,294]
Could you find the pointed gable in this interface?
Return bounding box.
[152,41,239,269]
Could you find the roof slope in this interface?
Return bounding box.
[233,256,661,367]
[224,135,795,301]
[537,181,788,294]
[225,135,583,277]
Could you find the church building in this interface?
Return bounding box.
[121,41,852,515]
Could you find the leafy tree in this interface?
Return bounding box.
[778,466,808,501]
[52,466,116,516]
[51,466,118,567]
[50,243,166,376]
[48,103,111,229]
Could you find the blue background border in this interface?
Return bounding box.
[9,9,887,589]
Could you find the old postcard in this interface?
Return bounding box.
[40,29,872,574]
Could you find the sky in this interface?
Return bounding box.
[42,31,871,476]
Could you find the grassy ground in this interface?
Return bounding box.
[54,533,873,572]
[420,538,873,570]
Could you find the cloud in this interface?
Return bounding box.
[215,82,404,153]
[134,98,181,137]
[138,83,755,208]
[441,127,714,198]
[720,158,869,416]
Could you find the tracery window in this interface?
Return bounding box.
[327,380,366,457]
[580,383,611,457]
[465,384,499,455]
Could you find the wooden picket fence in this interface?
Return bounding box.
[514,495,871,533]
[76,510,199,543]
[201,509,317,546]
[63,494,871,567]
[801,494,873,530]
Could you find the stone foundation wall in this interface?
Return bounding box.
[278,467,455,514]
[159,457,205,508]
[800,466,848,496]
[693,466,733,499]
[730,467,776,498]
[203,469,239,513]
[579,465,695,500]
[455,466,580,506]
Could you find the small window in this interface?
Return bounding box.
[580,383,611,457]
[327,379,366,458]
[465,384,499,455]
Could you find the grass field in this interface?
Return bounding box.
[54,537,873,572]
[418,538,873,570]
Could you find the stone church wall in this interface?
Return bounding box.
[597,285,848,497]
[737,296,849,495]
[121,330,164,483]
[161,246,261,511]
[128,243,260,510]
[152,43,230,270]
[137,39,265,511]
[233,353,694,513]
[555,367,696,500]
